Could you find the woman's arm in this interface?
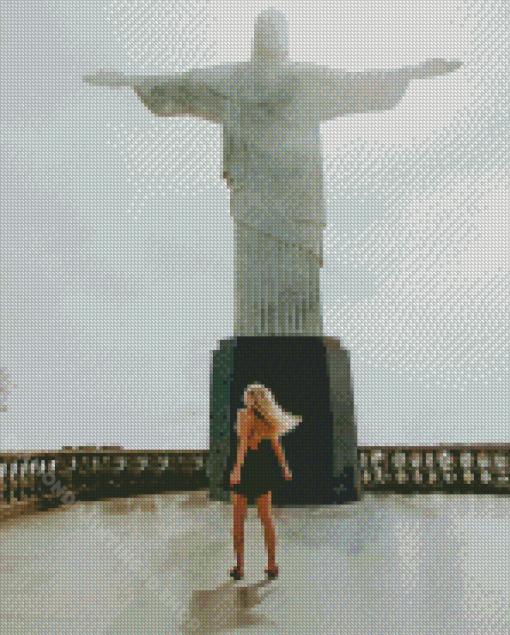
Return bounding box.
[232,410,249,474]
[271,437,289,471]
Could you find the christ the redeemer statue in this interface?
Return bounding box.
[84,8,463,337]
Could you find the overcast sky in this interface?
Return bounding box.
[0,0,508,452]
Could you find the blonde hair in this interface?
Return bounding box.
[243,383,302,438]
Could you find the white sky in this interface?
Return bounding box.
[0,0,508,451]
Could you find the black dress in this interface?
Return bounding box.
[221,436,286,505]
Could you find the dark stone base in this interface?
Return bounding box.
[208,336,362,507]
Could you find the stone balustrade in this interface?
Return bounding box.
[0,444,508,519]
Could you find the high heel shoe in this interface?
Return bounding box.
[229,565,244,581]
[264,565,278,580]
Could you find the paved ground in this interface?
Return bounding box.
[0,489,509,634]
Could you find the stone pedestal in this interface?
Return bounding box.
[208,336,362,506]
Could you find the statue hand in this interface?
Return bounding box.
[83,69,129,88]
[414,58,464,79]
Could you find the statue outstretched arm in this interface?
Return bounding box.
[83,68,226,123]
[290,62,412,122]
[291,58,463,123]
[409,58,464,80]
[83,69,134,88]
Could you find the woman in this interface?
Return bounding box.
[222,384,302,581]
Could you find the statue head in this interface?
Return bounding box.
[251,8,289,65]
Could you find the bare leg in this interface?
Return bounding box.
[263,517,276,568]
[233,492,248,569]
[256,491,276,568]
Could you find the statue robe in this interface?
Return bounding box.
[133,61,412,334]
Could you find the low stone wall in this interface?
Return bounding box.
[0,444,508,520]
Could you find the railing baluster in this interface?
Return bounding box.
[16,459,22,501]
[6,461,11,505]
